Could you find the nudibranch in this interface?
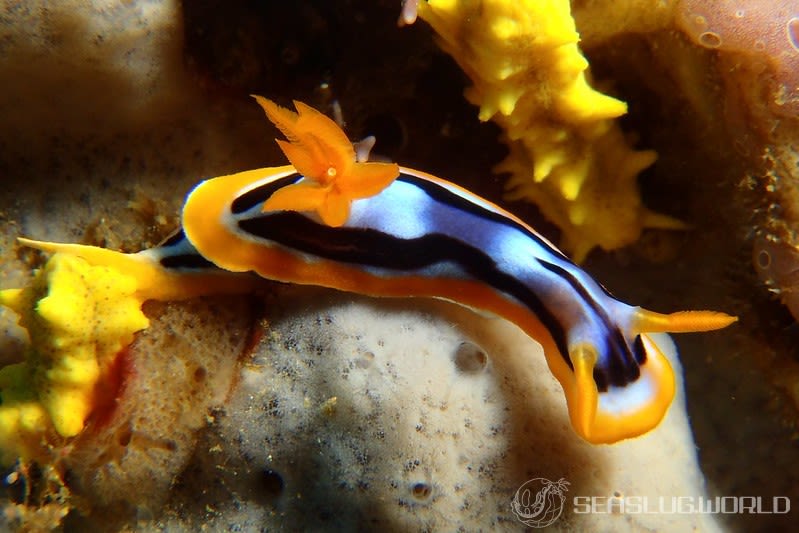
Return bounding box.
[7,97,736,445]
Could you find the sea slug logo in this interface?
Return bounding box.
[511,477,570,528]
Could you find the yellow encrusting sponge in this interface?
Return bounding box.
[417,0,686,261]
[0,253,149,462]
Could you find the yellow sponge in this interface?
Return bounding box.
[0,253,149,462]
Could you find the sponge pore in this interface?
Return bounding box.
[677,0,799,115]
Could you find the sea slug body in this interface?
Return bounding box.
[3,97,736,446]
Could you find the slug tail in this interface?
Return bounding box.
[17,238,216,301]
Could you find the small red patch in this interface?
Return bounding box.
[85,347,134,431]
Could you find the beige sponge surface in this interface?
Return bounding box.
[156,288,719,532]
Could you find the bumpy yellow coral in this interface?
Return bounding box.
[0,253,149,462]
[417,0,686,261]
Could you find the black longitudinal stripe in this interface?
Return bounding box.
[239,212,572,370]
[160,253,216,270]
[537,260,642,388]
[398,174,575,262]
[231,173,301,214]
[401,173,618,301]
[632,335,646,364]
[601,329,641,388]
[614,329,642,382]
